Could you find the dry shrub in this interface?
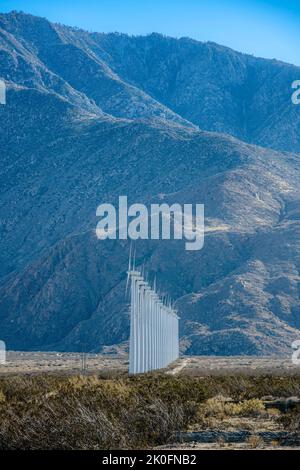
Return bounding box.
[230,399,265,417]
[280,404,300,432]
[246,435,264,449]
[199,396,265,421]
[1,373,300,449]
[0,390,5,404]
[0,374,207,450]
[203,375,300,401]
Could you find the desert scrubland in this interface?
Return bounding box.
[1,354,300,450]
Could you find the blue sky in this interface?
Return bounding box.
[1,0,300,65]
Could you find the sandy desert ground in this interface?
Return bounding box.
[0,351,128,376]
[1,352,300,376]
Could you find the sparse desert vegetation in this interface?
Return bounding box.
[1,372,300,450]
[0,374,207,449]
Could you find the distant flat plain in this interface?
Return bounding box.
[1,352,300,376]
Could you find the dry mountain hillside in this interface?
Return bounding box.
[0,11,300,354]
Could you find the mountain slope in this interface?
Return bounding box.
[0,11,300,355]
[0,12,193,127]
[87,32,300,153]
[1,110,299,353]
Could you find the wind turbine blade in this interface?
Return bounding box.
[141,262,145,278]
[125,272,130,297]
[133,246,136,271]
[128,242,132,271]
[125,243,132,296]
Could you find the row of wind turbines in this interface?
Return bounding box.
[126,250,179,374]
